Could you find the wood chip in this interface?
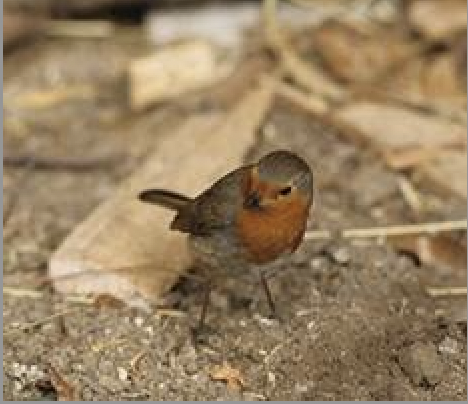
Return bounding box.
[210,362,245,391]
[47,364,78,401]
[129,40,233,111]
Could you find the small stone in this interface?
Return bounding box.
[438,337,459,355]
[310,257,325,269]
[144,326,153,335]
[295,383,308,393]
[117,367,128,381]
[399,342,445,386]
[210,291,229,310]
[253,313,278,327]
[134,317,144,327]
[267,371,276,385]
[332,247,350,264]
[14,380,23,391]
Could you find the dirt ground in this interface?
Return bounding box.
[3,4,467,401]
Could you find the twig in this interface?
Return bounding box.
[263,0,345,102]
[3,286,44,299]
[3,153,123,172]
[397,176,422,213]
[4,308,80,336]
[426,286,467,297]
[45,20,114,38]
[304,220,467,240]
[2,286,95,304]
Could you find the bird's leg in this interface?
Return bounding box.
[259,269,278,319]
[196,278,211,333]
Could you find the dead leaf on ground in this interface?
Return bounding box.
[93,293,126,309]
[408,0,467,41]
[210,362,245,391]
[47,364,78,401]
[334,102,466,150]
[391,234,467,280]
[387,50,467,116]
[314,20,417,84]
[419,150,467,199]
[383,146,456,170]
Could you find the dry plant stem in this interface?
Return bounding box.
[3,153,123,172]
[426,287,467,297]
[263,0,345,102]
[4,308,80,337]
[45,20,114,38]
[304,220,467,240]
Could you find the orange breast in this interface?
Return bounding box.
[236,197,310,264]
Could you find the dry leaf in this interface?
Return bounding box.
[314,21,417,84]
[383,146,443,170]
[409,0,467,41]
[93,293,126,309]
[210,362,245,391]
[391,234,467,278]
[47,364,77,401]
[334,102,466,150]
[419,150,467,199]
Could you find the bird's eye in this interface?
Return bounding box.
[278,186,292,196]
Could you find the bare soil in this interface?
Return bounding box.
[3,30,467,400]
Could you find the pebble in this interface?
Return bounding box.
[134,317,144,327]
[332,247,350,265]
[253,314,278,327]
[399,342,445,386]
[438,337,459,355]
[117,367,128,381]
[267,371,276,385]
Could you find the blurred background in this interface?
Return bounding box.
[3,0,467,401]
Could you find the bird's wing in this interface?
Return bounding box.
[170,166,250,235]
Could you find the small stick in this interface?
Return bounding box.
[304,220,467,240]
[4,308,79,336]
[2,286,94,304]
[197,280,212,333]
[3,286,43,299]
[426,286,467,297]
[3,153,123,172]
[259,270,277,318]
[45,20,114,38]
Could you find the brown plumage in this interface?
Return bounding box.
[139,150,313,329]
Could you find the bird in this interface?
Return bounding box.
[138,150,313,332]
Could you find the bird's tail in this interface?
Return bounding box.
[138,189,191,212]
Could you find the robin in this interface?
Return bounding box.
[139,150,313,331]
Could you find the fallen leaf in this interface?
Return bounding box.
[47,364,77,401]
[93,293,126,309]
[419,150,467,199]
[409,0,467,41]
[314,20,417,84]
[391,233,467,277]
[334,102,466,150]
[210,362,245,391]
